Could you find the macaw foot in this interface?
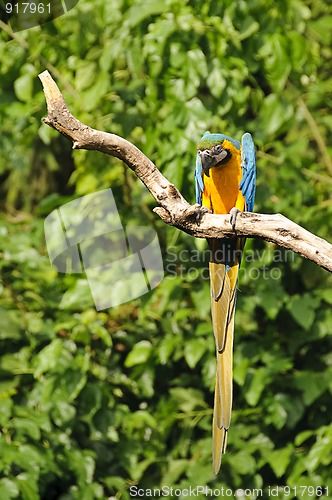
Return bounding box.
[195,205,212,226]
[229,207,242,231]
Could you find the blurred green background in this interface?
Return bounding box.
[0,1,332,499]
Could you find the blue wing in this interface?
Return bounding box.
[195,153,204,205]
[240,133,256,213]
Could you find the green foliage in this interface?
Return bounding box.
[1,0,332,498]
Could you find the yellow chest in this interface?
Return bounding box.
[202,155,245,214]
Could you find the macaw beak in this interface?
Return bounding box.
[198,149,228,177]
[198,151,215,177]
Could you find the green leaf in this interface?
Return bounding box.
[230,450,256,475]
[261,33,292,92]
[0,307,22,340]
[75,61,98,91]
[207,66,227,98]
[33,339,63,378]
[92,324,112,347]
[267,445,292,477]
[0,478,19,500]
[258,94,293,137]
[169,387,207,412]
[10,418,41,440]
[294,371,327,406]
[158,334,179,364]
[184,338,206,369]
[318,288,332,305]
[52,400,76,425]
[256,278,285,320]
[162,459,188,485]
[130,457,158,482]
[268,393,305,430]
[287,294,320,331]
[0,348,31,375]
[304,427,332,471]
[14,74,33,102]
[309,16,332,42]
[11,444,44,473]
[190,283,211,319]
[59,280,94,311]
[124,340,152,367]
[239,17,260,40]
[295,430,314,447]
[125,0,169,27]
[244,368,269,407]
[15,474,39,500]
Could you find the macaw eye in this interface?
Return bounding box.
[213,144,223,155]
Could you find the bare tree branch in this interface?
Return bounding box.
[38,70,332,273]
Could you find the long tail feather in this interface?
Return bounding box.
[209,239,240,474]
[210,261,230,352]
[212,375,227,474]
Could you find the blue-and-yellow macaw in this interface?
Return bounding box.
[195,131,256,474]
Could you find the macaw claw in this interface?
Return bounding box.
[196,205,212,226]
[229,207,241,231]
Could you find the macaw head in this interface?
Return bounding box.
[197,132,240,177]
